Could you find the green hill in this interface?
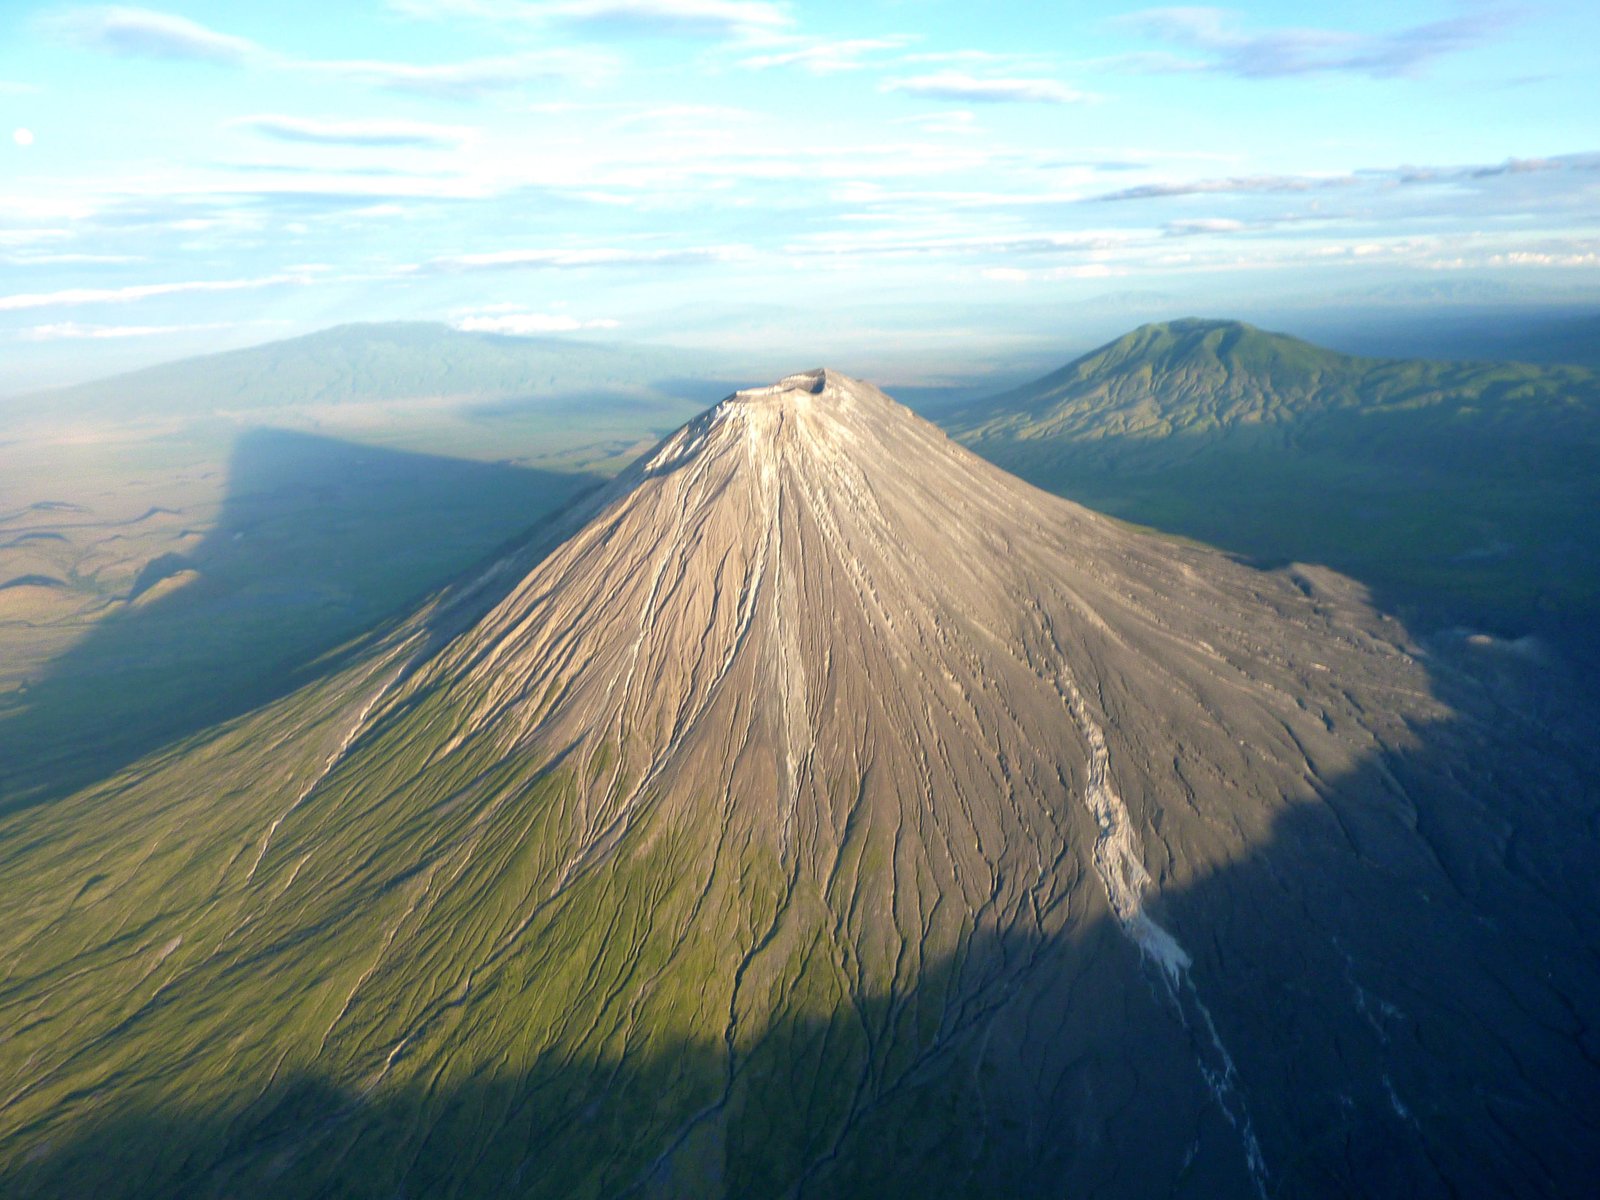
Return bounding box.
[951,319,1600,652]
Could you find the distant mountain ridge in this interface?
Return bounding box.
[7,322,722,426]
[952,318,1600,650]
[956,316,1598,446]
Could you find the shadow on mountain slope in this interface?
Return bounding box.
[2,637,1596,1200]
[964,412,1600,675]
[0,429,602,813]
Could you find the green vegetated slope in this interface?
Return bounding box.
[952,318,1600,649]
[7,321,719,425]
[2,374,1597,1198]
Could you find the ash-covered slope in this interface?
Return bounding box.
[1,372,1596,1198]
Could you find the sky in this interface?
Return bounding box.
[1,0,1597,389]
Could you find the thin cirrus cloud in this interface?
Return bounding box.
[454,310,621,333]
[21,320,237,341]
[0,274,308,312]
[418,245,749,271]
[306,51,611,98]
[1460,152,1600,178]
[742,37,913,74]
[1092,153,1600,203]
[892,110,981,135]
[391,0,794,37]
[605,103,758,130]
[1115,6,1516,79]
[548,0,792,38]
[230,115,475,148]
[46,6,610,98]
[1092,173,1356,201]
[49,5,264,63]
[884,71,1089,104]
[4,252,147,265]
[785,230,1139,259]
[1164,217,1247,236]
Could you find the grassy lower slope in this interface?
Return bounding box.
[952,318,1600,649]
[1,370,1597,1197]
[0,558,1132,1200]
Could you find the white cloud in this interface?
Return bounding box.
[230,115,475,148]
[50,7,610,98]
[606,104,758,131]
[453,301,529,313]
[899,49,1024,65]
[454,310,621,333]
[884,71,1089,104]
[0,229,72,247]
[393,0,793,37]
[829,181,888,204]
[3,252,146,265]
[1093,173,1354,202]
[51,6,263,63]
[786,229,1140,259]
[421,244,747,270]
[387,0,528,15]
[742,37,911,74]
[1091,152,1600,204]
[552,0,793,37]
[307,50,611,97]
[0,273,308,312]
[20,320,237,341]
[1480,251,1600,267]
[1421,241,1600,270]
[892,110,980,135]
[1165,217,1246,235]
[1115,6,1517,80]
[978,263,1126,282]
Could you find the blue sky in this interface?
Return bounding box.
[1,0,1597,388]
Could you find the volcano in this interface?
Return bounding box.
[2,371,1596,1198]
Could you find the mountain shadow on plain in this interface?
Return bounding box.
[0,429,603,814]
